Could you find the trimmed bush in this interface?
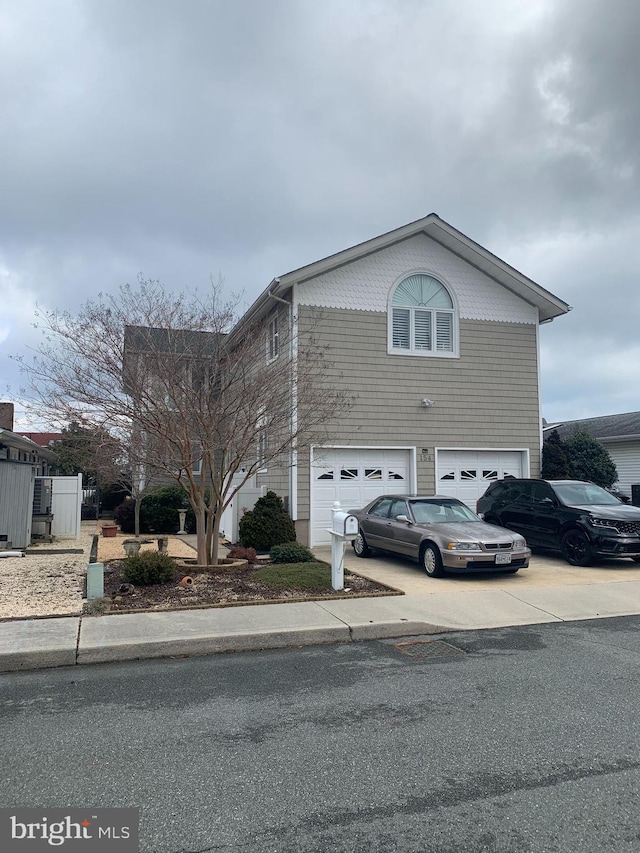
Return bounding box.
[141,486,194,533]
[122,551,175,585]
[238,491,296,551]
[269,542,315,564]
[227,546,258,562]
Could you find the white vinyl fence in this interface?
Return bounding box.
[50,474,83,538]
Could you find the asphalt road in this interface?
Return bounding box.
[1,618,640,852]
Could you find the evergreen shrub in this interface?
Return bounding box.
[122,551,175,585]
[238,491,296,551]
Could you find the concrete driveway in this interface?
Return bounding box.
[313,545,640,594]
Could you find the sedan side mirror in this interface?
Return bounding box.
[395,514,411,524]
[539,497,555,507]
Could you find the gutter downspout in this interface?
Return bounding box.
[267,284,298,522]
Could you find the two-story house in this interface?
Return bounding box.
[234,213,570,546]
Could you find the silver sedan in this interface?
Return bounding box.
[350,494,530,577]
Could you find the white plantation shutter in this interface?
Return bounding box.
[390,274,456,355]
[392,308,410,349]
[414,309,432,350]
[435,312,453,351]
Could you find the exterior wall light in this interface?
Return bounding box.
[420,399,436,408]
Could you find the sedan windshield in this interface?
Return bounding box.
[552,482,621,506]
[410,500,481,524]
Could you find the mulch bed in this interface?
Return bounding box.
[99,558,398,613]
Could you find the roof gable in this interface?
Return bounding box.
[240,213,571,330]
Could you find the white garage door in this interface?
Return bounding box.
[311,448,412,546]
[436,450,525,509]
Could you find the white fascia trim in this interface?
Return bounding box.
[434,447,532,478]
[536,313,542,459]
[290,284,299,520]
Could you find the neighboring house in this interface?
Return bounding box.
[16,431,63,448]
[544,412,640,498]
[232,213,570,546]
[0,403,57,549]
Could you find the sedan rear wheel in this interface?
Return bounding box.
[422,543,444,578]
[352,530,371,558]
[561,529,594,567]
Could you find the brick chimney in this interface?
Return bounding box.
[0,402,15,431]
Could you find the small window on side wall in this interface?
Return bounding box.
[267,315,279,362]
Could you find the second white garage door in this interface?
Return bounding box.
[310,447,413,546]
[436,449,526,508]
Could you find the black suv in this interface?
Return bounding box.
[476,479,640,566]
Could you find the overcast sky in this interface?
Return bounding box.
[1,0,639,427]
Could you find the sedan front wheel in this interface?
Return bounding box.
[352,530,371,558]
[422,543,444,578]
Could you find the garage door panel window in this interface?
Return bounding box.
[388,469,406,480]
[316,469,334,480]
[365,468,382,480]
[340,468,358,480]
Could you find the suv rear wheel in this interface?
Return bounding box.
[561,529,594,567]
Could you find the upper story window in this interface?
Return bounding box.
[267,315,279,362]
[388,274,458,357]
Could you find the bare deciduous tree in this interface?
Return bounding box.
[15,278,348,564]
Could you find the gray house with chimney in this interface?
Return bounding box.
[0,403,57,549]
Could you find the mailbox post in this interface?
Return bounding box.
[327,501,359,590]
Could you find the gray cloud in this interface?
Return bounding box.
[1,0,638,422]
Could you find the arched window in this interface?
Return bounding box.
[389,274,457,356]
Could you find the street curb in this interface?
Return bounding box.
[0,616,456,672]
[347,620,452,641]
[76,624,353,665]
[0,618,80,672]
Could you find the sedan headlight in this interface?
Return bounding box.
[447,542,482,551]
[512,536,527,548]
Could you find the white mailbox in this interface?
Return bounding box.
[332,511,359,537]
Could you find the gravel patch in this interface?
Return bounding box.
[0,528,92,620]
[0,523,197,620]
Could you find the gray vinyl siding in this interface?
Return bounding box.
[0,462,35,549]
[603,441,640,496]
[296,306,541,522]
[255,299,294,504]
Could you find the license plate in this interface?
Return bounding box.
[495,553,512,565]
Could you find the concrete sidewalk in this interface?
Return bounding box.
[3,578,640,672]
